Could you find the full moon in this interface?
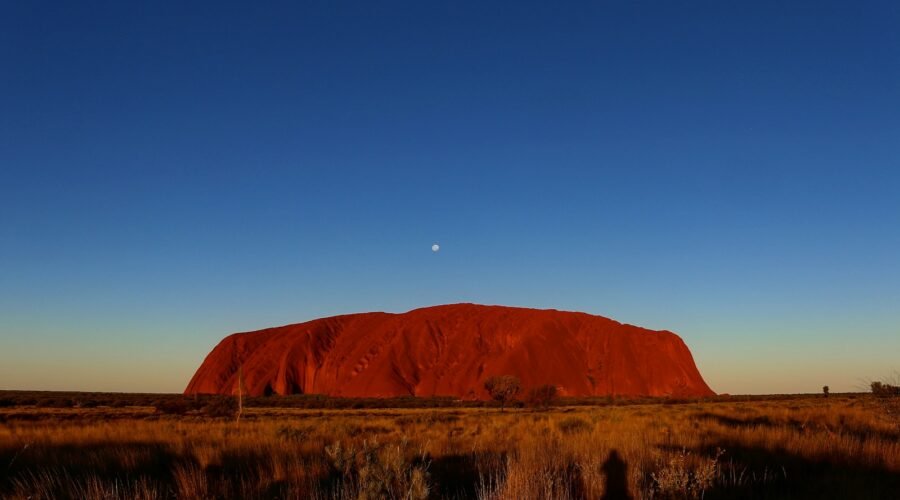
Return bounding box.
[431,244,440,252]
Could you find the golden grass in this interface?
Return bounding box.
[1,395,898,499]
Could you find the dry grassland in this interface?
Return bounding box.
[1,395,898,499]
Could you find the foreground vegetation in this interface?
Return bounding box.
[0,393,898,499]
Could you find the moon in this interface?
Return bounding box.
[431,244,440,252]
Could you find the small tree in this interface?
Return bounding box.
[823,386,829,398]
[484,375,521,412]
[526,384,559,409]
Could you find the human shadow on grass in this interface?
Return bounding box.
[600,449,632,500]
[428,452,500,499]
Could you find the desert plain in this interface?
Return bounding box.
[1,391,898,499]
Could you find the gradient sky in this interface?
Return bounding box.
[2,1,898,395]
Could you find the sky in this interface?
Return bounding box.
[1,1,898,395]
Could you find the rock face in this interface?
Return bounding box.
[185,304,714,398]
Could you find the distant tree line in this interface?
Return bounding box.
[871,381,900,397]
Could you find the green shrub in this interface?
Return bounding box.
[556,416,592,434]
[651,448,724,498]
[277,425,309,442]
[154,398,199,415]
[200,397,238,418]
[325,438,429,499]
[35,398,73,408]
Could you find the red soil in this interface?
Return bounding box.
[185,303,715,398]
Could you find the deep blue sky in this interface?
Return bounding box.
[2,1,898,394]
